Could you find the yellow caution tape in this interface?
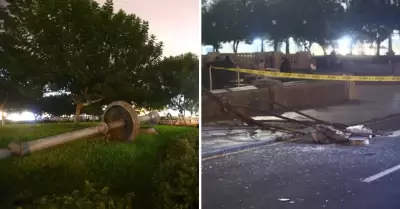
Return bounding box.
[211,66,400,82]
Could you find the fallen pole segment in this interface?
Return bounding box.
[202,88,304,134]
[0,101,160,161]
[257,97,348,129]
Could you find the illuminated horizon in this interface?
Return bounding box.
[95,0,200,57]
[202,32,400,56]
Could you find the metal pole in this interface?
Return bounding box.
[209,66,213,90]
[0,120,125,160]
[0,149,11,159]
[138,111,159,124]
[237,66,240,87]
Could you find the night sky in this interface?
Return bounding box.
[96,0,200,56]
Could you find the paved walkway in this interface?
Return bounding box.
[202,127,288,157]
[202,84,400,156]
[299,84,400,124]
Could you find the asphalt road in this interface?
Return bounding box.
[202,119,400,209]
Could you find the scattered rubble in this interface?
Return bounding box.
[203,87,389,146]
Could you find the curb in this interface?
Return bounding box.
[202,138,277,160]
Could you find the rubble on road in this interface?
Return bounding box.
[203,87,391,146]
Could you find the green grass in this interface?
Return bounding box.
[0,123,198,209]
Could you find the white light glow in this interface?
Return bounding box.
[253,38,262,45]
[0,111,35,121]
[337,36,351,55]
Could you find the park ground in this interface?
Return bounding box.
[202,83,400,209]
[0,123,198,209]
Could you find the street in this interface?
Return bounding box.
[202,124,400,209]
[202,83,400,209]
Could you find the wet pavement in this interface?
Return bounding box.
[202,130,400,209]
[202,84,400,209]
[202,127,289,156]
[202,84,400,156]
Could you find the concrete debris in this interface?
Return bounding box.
[349,136,370,145]
[346,125,373,135]
[311,125,349,144]
[203,87,386,146]
[278,198,290,202]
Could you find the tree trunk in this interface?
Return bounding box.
[388,33,394,55]
[322,48,327,56]
[213,44,220,52]
[75,103,84,124]
[376,41,381,56]
[260,38,264,52]
[302,42,311,52]
[349,40,355,55]
[0,104,5,126]
[232,40,239,53]
[285,38,290,54]
[273,40,279,51]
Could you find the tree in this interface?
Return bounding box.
[31,94,75,118]
[267,0,298,54]
[124,53,199,114]
[0,70,34,125]
[347,0,398,55]
[287,0,345,54]
[0,3,46,125]
[5,0,163,123]
[245,0,270,52]
[166,53,199,117]
[204,0,254,53]
[202,0,271,53]
[202,2,223,52]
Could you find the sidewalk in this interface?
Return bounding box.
[298,84,400,124]
[202,84,400,157]
[202,127,288,158]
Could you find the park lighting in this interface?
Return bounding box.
[303,19,307,24]
[211,21,216,27]
[253,38,262,45]
[272,20,277,25]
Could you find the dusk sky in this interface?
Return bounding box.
[96,0,200,56]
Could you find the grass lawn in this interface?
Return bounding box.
[0,123,198,208]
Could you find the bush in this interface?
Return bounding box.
[16,129,199,209]
[153,132,199,209]
[21,181,134,209]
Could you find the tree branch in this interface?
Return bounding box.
[2,92,9,105]
[83,97,103,106]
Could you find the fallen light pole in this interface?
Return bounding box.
[203,87,379,145]
[0,101,160,160]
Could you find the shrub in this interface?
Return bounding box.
[153,132,199,209]
[14,128,199,209]
[21,181,134,209]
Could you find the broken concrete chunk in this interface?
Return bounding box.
[346,125,373,135]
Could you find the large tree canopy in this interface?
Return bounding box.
[202,0,400,55]
[3,0,180,122]
[1,0,199,123]
[165,53,199,116]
